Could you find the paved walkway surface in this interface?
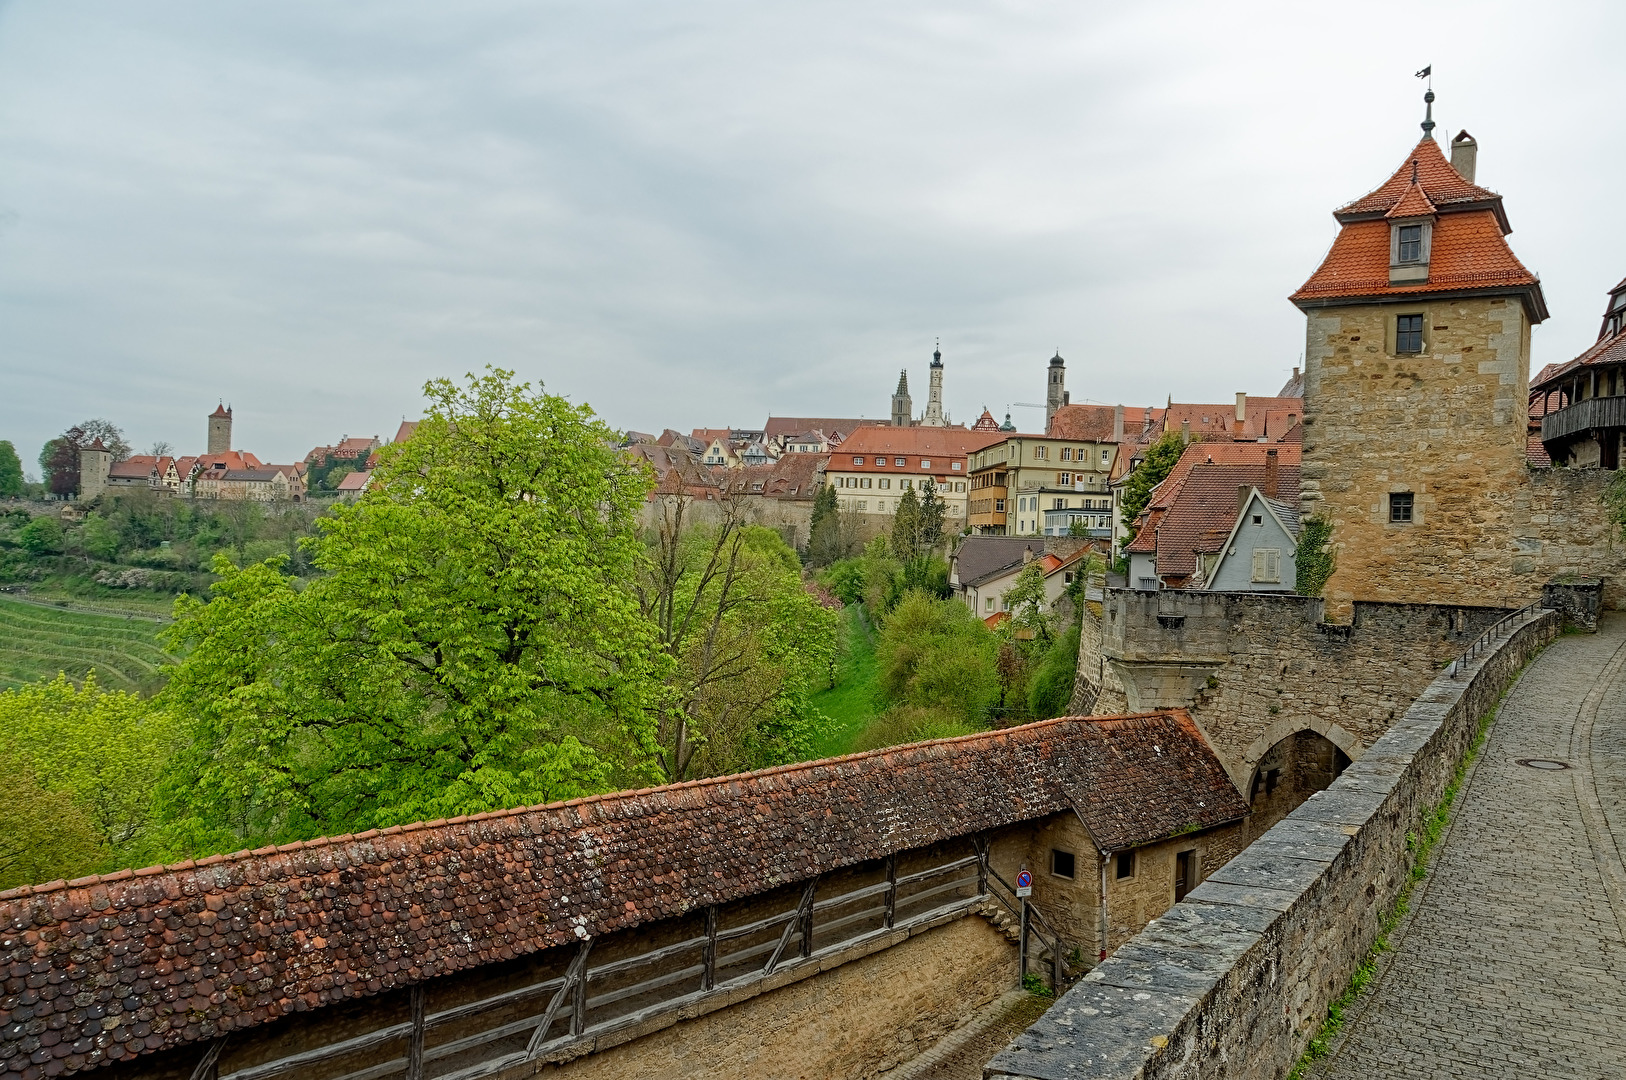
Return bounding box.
[886,990,1052,1080]
[1319,614,1626,1080]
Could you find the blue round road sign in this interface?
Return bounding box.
[1016,870,1033,889]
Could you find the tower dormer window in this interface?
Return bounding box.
[1397,224,1423,263]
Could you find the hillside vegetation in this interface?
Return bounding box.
[0,596,174,694]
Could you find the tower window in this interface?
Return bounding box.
[1390,492,1415,523]
[1397,224,1423,263]
[1396,314,1424,354]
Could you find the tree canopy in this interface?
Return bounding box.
[157,369,665,853]
[1116,432,1187,543]
[0,441,23,497]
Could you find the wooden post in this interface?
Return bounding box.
[1051,932,1061,993]
[570,951,590,1037]
[976,837,988,897]
[1019,896,1029,978]
[884,855,897,929]
[798,878,817,959]
[405,985,426,1080]
[702,905,718,991]
[187,1037,227,1080]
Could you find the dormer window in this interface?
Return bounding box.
[1397,224,1423,263]
[1388,219,1433,283]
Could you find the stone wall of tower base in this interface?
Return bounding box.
[1519,468,1626,611]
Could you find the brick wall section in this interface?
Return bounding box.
[985,606,1560,1080]
[1080,588,1504,786]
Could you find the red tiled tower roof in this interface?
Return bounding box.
[1291,134,1547,323]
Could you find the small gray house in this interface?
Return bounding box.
[1206,487,1302,592]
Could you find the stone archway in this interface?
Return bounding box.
[1238,721,1361,840]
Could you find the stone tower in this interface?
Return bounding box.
[208,403,233,454]
[921,344,946,427]
[891,371,913,427]
[1291,94,1547,618]
[1045,352,1069,432]
[78,438,111,501]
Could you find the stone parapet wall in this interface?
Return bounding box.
[986,606,1560,1080]
[1083,588,1505,784]
[1520,469,1626,611]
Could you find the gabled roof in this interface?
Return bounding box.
[762,417,879,442]
[1292,135,1546,322]
[107,458,157,479]
[836,425,1006,458]
[954,536,1046,588]
[0,713,1244,1074]
[393,421,419,444]
[1048,404,1161,444]
[336,470,372,492]
[1205,489,1302,589]
[1528,325,1626,393]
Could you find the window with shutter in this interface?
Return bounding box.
[1252,548,1281,583]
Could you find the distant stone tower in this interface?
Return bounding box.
[208,404,233,454]
[891,371,913,427]
[1291,92,1547,618]
[78,438,111,501]
[1045,352,1069,431]
[921,344,946,427]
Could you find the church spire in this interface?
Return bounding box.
[1421,88,1436,140]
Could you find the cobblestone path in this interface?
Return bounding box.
[1320,614,1626,1080]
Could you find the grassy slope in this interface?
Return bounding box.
[0,596,175,695]
[808,605,880,760]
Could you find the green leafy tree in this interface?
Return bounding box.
[875,591,999,723]
[891,487,922,557]
[918,480,945,549]
[1117,432,1187,545]
[80,512,121,560]
[1028,623,1082,719]
[156,369,663,855]
[1003,561,1053,647]
[819,558,867,606]
[18,515,63,555]
[0,754,104,890]
[860,535,904,618]
[0,440,23,497]
[0,673,178,867]
[639,498,837,780]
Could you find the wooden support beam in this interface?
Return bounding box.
[406,986,425,1080]
[188,1037,227,1080]
[702,905,718,991]
[884,855,897,930]
[798,878,817,959]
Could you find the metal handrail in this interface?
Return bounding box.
[1450,601,1546,678]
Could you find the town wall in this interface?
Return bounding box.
[1519,468,1626,610]
[1299,298,1535,620]
[986,606,1561,1080]
[527,916,1015,1080]
[1078,588,1505,788]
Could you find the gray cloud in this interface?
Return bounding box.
[1,0,1622,463]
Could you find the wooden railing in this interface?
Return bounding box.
[199,848,990,1080]
[1541,394,1626,443]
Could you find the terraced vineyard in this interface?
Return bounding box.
[0,597,176,695]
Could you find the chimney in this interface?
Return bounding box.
[1451,130,1477,183]
[1112,405,1125,443]
[1181,419,1191,444]
[1235,392,1247,424]
[1264,449,1279,498]
[1292,365,1300,379]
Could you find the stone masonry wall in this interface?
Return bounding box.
[1299,298,1535,620]
[986,606,1561,1080]
[1081,588,1504,788]
[1520,468,1626,610]
[527,914,1016,1080]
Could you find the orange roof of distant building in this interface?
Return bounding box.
[336,470,371,492]
[836,425,1006,458]
[393,421,418,443]
[762,417,880,442]
[1047,405,1162,443]
[972,409,1000,431]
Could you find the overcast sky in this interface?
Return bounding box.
[1,1,1622,467]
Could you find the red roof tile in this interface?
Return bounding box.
[1148,462,1301,579]
[1528,325,1626,393]
[1292,212,1540,306]
[1292,135,1546,321]
[1336,136,1502,219]
[0,714,1244,1074]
